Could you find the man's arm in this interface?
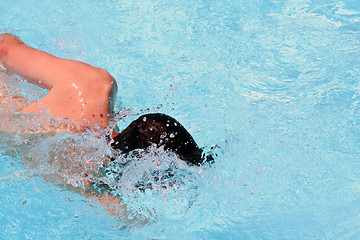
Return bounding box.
[0,33,109,90]
[0,33,117,130]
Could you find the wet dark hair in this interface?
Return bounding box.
[110,113,213,166]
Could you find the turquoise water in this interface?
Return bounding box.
[1,0,360,239]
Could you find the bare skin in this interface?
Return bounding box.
[0,33,135,219]
[0,33,117,131]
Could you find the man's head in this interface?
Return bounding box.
[110,113,213,166]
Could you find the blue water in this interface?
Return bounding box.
[1,0,360,239]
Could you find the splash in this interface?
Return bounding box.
[90,145,205,222]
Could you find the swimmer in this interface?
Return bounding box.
[0,33,212,169]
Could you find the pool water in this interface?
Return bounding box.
[1,0,360,239]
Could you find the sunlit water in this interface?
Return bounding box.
[1,0,360,239]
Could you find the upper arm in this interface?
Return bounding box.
[0,34,105,90]
[0,34,118,129]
